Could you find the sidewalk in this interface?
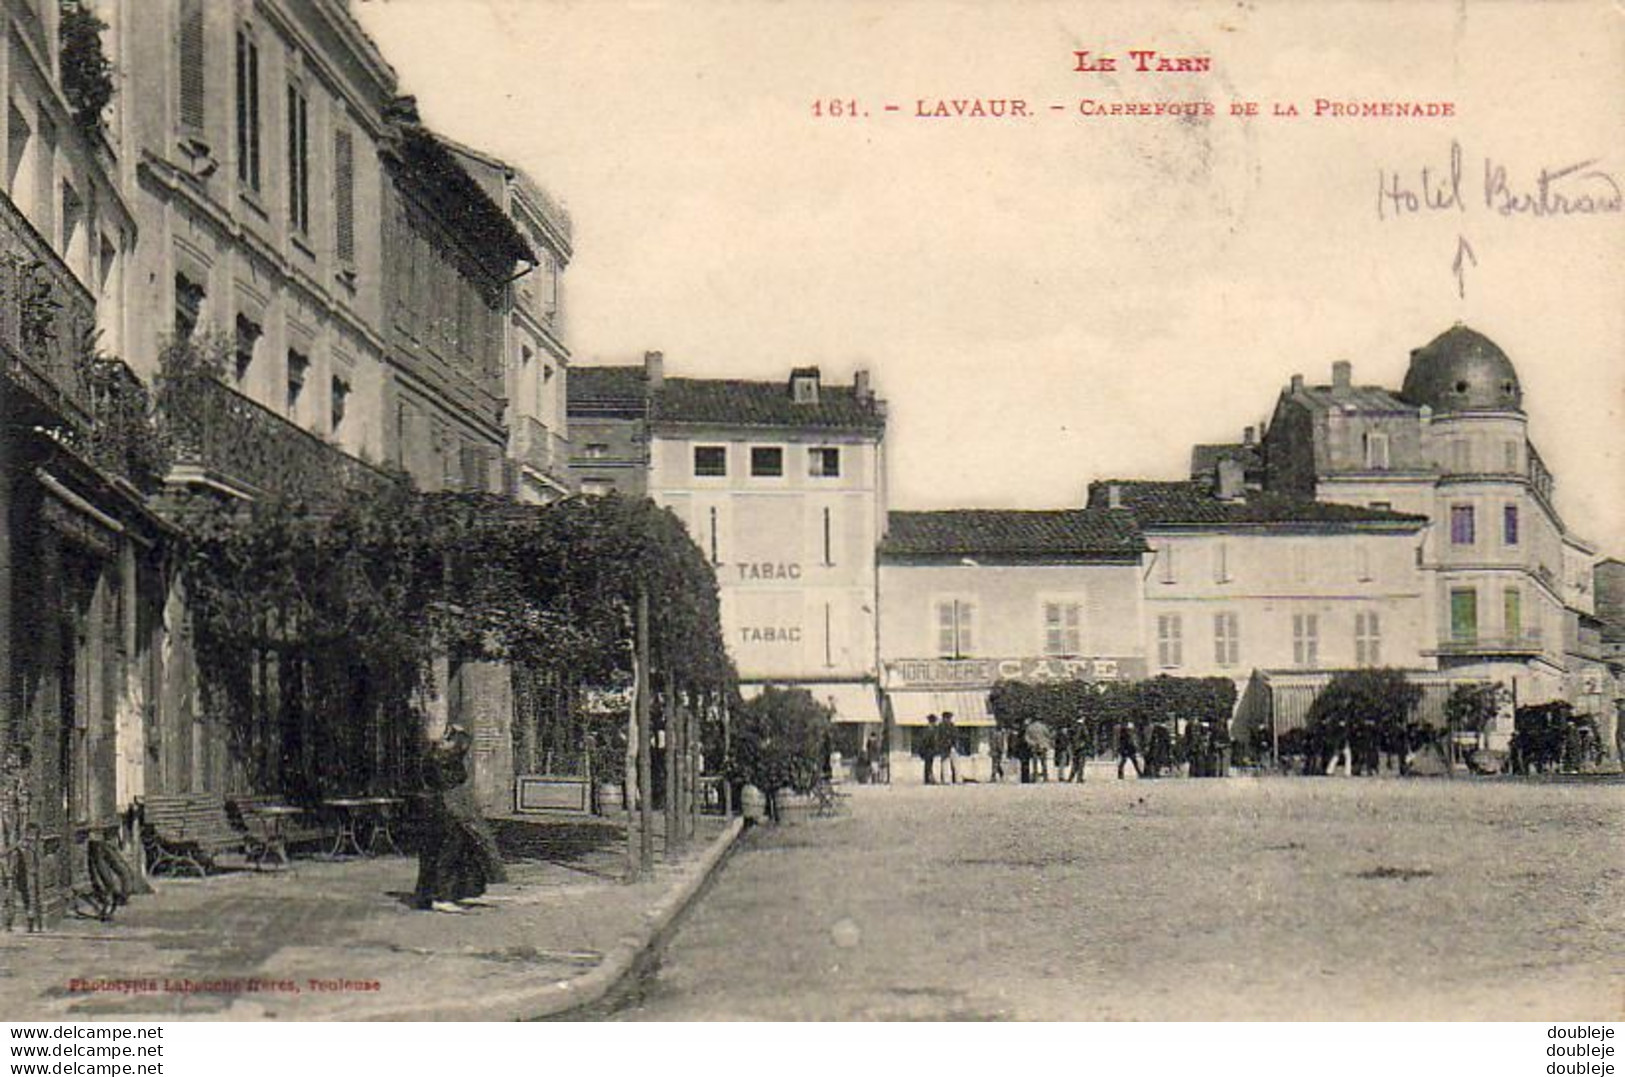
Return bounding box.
[0,814,741,1022]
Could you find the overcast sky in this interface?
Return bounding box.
[354,0,1623,551]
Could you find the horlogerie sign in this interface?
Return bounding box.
[883,656,1146,690]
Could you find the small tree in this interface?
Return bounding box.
[1304,669,1423,775]
[60,0,116,137]
[729,688,832,818]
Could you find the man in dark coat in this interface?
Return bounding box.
[918,715,939,784]
[1116,721,1142,779]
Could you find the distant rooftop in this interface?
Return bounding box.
[1086,480,1428,528]
[568,363,885,433]
[881,509,1146,560]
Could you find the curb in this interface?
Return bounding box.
[364,816,746,1022]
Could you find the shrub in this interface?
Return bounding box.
[729,688,832,815]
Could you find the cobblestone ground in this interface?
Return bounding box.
[618,777,1624,1020]
[0,816,723,1021]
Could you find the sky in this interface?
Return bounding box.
[353,0,1624,552]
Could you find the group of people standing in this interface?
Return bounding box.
[916,712,964,784]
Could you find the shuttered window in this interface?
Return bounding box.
[234,30,260,189]
[286,84,310,233]
[334,127,355,264]
[178,0,206,133]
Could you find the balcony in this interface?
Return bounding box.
[1431,631,1546,658]
[0,191,98,429]
[511,415,568,479]
[159,373,396,504]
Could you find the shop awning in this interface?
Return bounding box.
[885,690,994,727]
[742,682,883,724]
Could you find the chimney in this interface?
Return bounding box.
[1216,458,1245,501]
[854,368,872,405]
[1332,360,1352,395]
[1243,425,1256,446]
[644,350,664,390]
[1290,374,1304,393]
[1107,483,1123,510]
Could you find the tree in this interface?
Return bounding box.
[729,688,832,818]
[1443,682,1508,769]
[1304,669,1423,775]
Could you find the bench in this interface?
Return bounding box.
[140,794,245,877]
[226,796,330,866]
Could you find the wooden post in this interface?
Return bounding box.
[722,696,734,819]
[636,589,653,878]
[663,674,683,855]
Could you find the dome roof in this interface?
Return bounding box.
[1400,324,1522,413]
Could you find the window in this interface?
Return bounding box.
[286,349,308,416]
[330,375,349,434]
[1157,614,1182,668]
[174,275,205,341]
[235,29,261,191]
[936,600,974,658]
[1292,613,1319,668]
[178,0,206,134]
[1363,431,1390,470]
[1213,542,1230,584]
[334,127,355,265]
[750,446,783,477]
[1450,504,1475,546]
[286,83,310,234]
[1355,611,1381,666]
[1159,544,1176,584]
[1450,588,1478,641]
[1213,612,1239,667]
[693,445,726,477]
[809,447,841,477]
[1503,588,1521,639]
[1043,602,1082,656]
[233,314,260,384]
[1503,504,1519,546]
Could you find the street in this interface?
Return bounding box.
[617,778,1623,1020]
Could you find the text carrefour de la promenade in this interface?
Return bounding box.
[809,48,1455,121]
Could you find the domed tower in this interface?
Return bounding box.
[1400,324,1523,414]
[1404,324,1572,726]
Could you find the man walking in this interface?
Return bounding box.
[1116,721,1142,779]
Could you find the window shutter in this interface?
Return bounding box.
[334,127,355,263]
[179,0,206,132]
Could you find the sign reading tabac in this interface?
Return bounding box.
[884,656,1147,691]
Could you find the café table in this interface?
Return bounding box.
[359,796,403,856]
[245,804,304,869]
[321,798,374,859]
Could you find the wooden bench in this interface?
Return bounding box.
[140,794,246,877]
[226,796,330,866]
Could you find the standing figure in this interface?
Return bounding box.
[1116,722,1142,779]
[864,731,886,785]
[990,728,1007,783]
[919,714,939,784]
[1025,721,1053,782]
[413,725,507,913]
[938,711,960,784]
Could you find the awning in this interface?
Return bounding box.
[741,682,883,724]
[885,690,994,727]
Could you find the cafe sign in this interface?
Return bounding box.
[883,656,1147,691]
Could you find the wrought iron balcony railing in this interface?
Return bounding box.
[1434,631,1546,657]
[0,191,98,428]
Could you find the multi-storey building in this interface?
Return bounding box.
[877,509,1148,774]
[1257,325,1612,740]
[379,101,531,493]
[566,360,650,498]
[445,139,573,502]
[0,0,157,921]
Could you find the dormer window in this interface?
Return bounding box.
[789,367,821,405]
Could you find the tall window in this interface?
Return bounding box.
[1213,612,1239,667]
[286,83,310,234]
[1450,588,1478,641]
[235,30,261,190]
[693,445,726,477]
[233,314,260,385]
[330,375,349,434]
[936,600,974,658]
[178,0,206,134]
[286,349,308,416]
[1450,504,1475,546]
[1503,588,1522,639]
[1355,611,1381,666]
[1363,431,1390,470]
[1503,504,1519,546]
[333,127,355,265]
[808,447,840,477]
[1292,613,1319,668]
[1157,614,1182,668]
[1043,602,1082,656]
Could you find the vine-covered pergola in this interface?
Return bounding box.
[177,485,733,815]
